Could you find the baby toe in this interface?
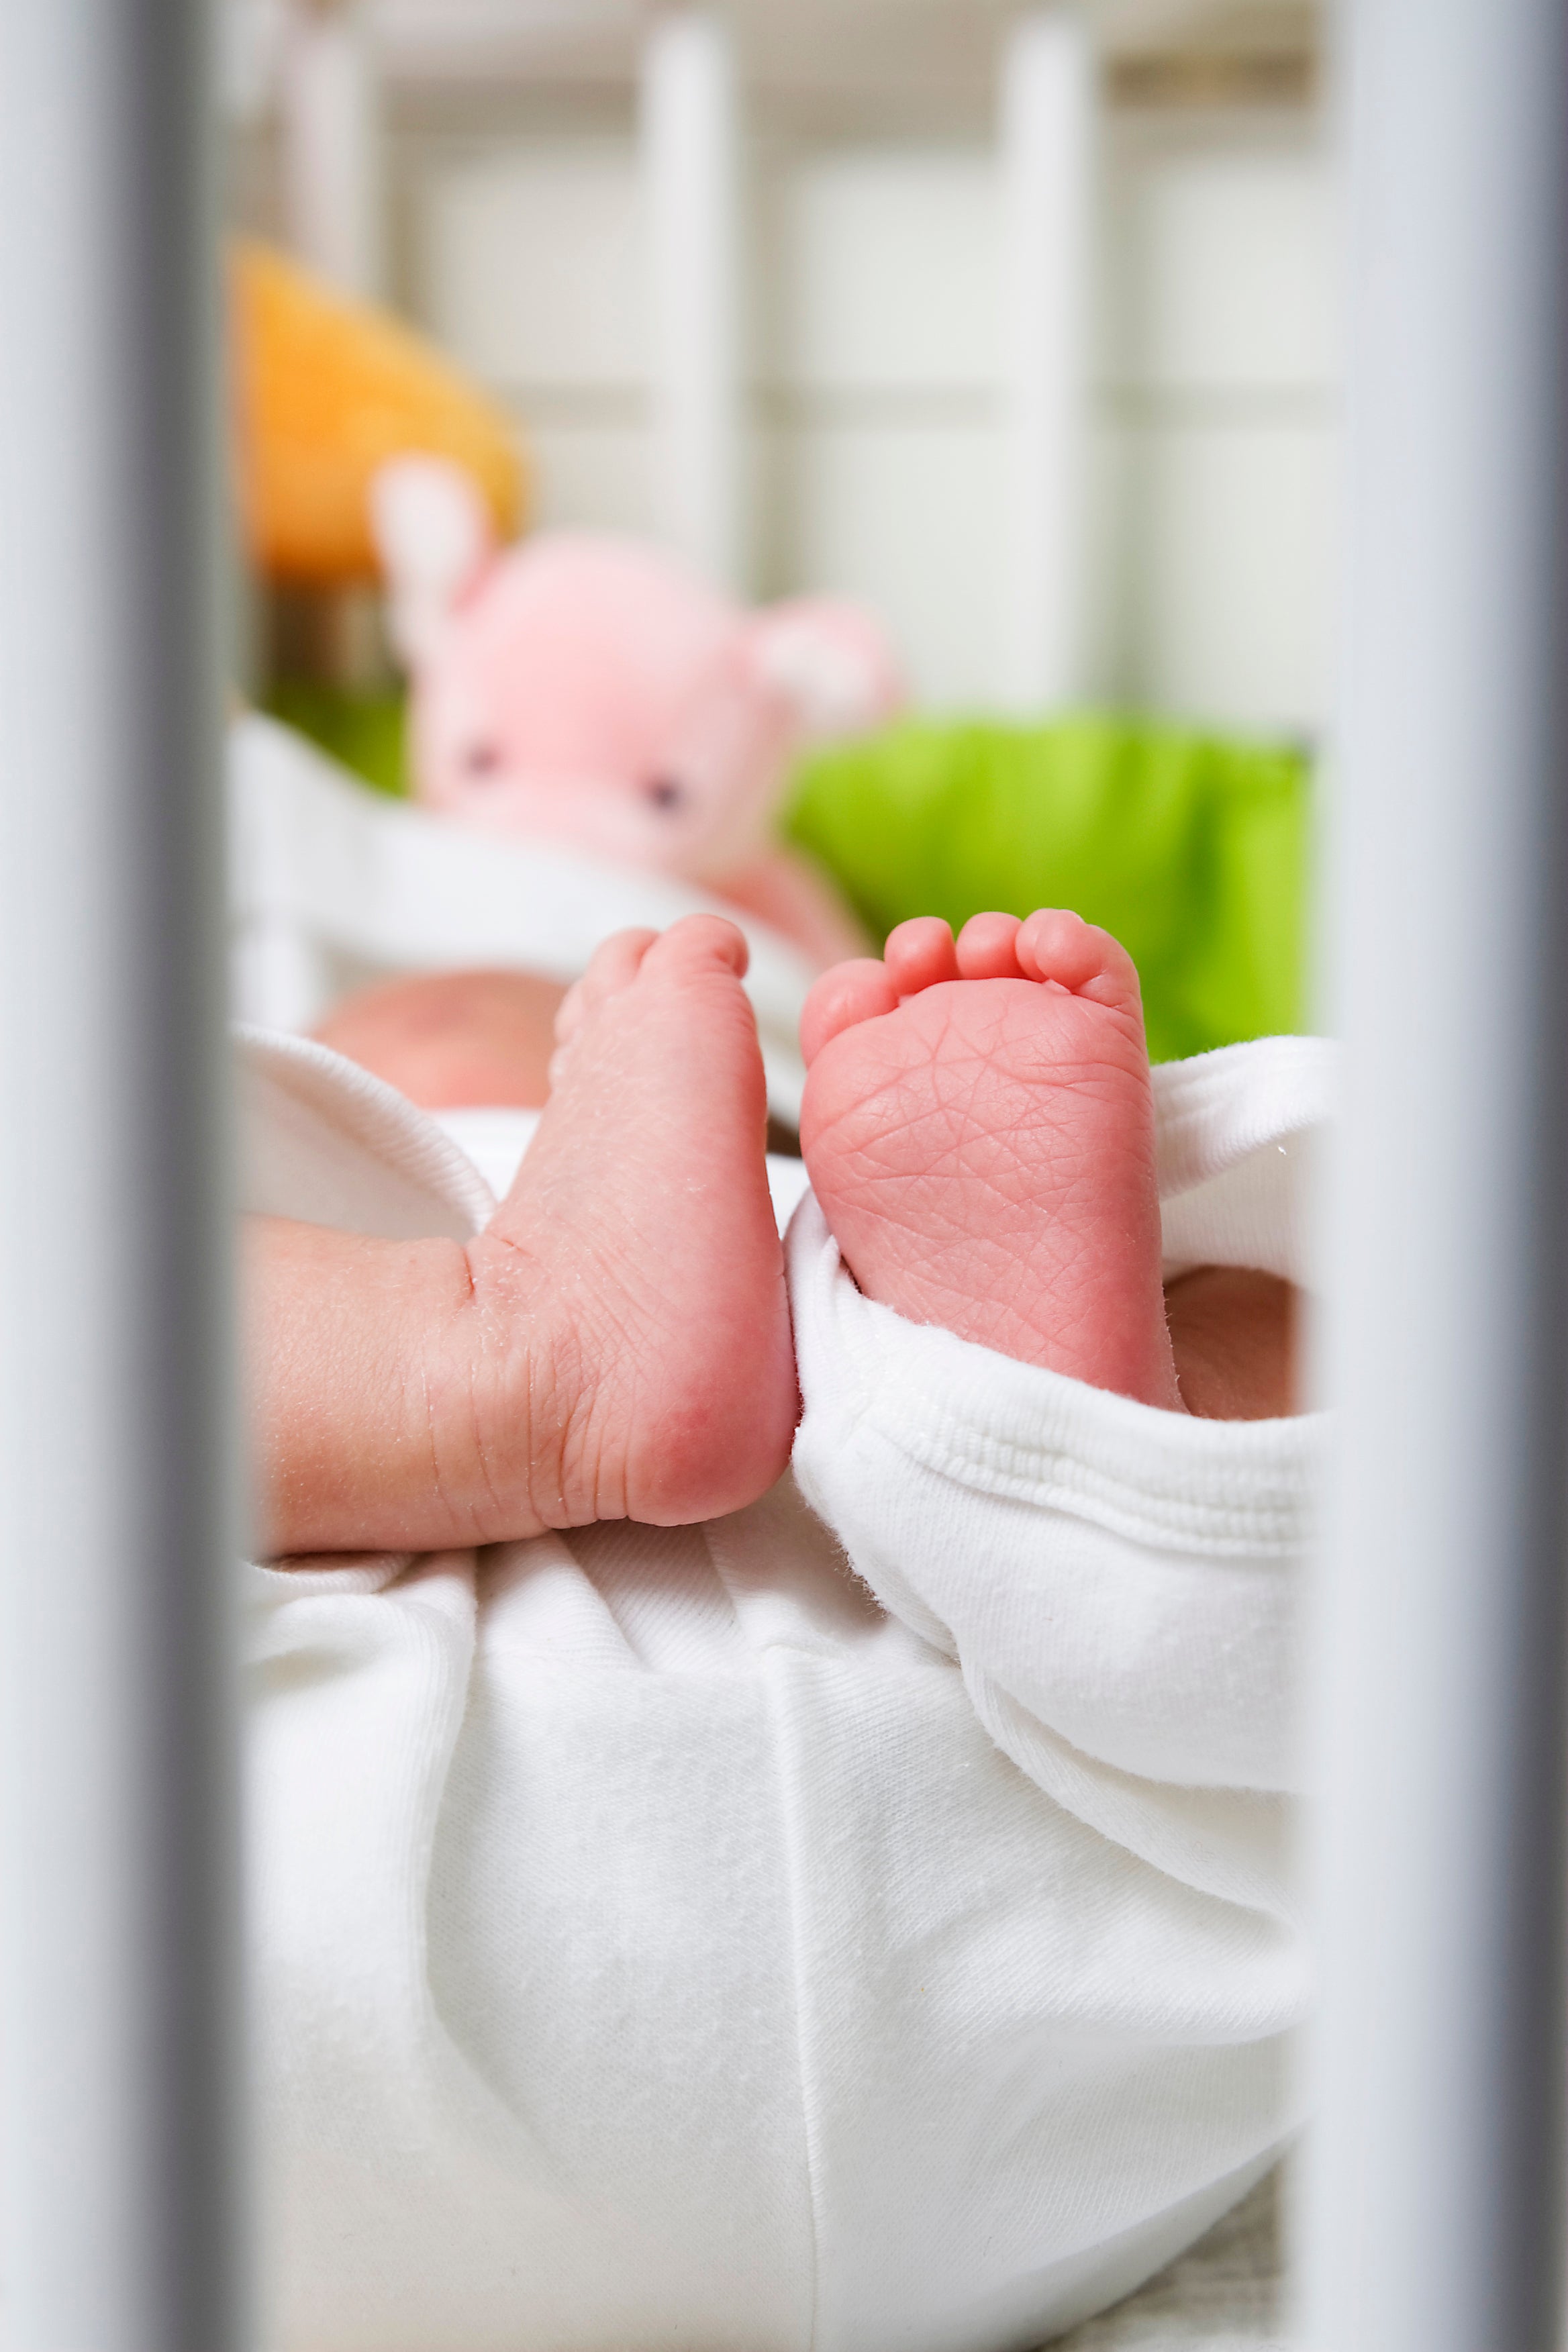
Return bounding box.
[883,916,959,997]
[954,911,1024,981]
[642,913,750,982]
[575,927,660,1017]
[1016,909,1142,1014]
[800,958,900,1067]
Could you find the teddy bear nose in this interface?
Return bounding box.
[644,775,685,813]
[465,741,502,778]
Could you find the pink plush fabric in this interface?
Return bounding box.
[373,458,902,965]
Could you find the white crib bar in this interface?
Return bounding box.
[0,5,248,2349]
[997,9,1095,714]
[640,9,748,593]
[279,0,386,299]
[1304,0,1568,2345]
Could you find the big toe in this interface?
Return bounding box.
[640,912,751,985]
[1015,908,1142,1016]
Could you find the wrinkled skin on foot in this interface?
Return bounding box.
[800,909,1184,1409]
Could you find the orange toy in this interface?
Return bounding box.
[230,240,527,583]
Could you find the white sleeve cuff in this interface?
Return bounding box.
[789,1197,1323,1798]
[787,1036,1333,1801]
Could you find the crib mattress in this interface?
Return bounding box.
[1056,2169,1283,2349]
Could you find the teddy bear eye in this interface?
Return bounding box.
[465,741,501,778]
[644,775,685,813]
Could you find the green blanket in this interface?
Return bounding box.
[785,716,1311,1066]
[266,680,409,799]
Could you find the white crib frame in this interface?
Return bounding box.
[271,0,1097,704]
[3,3,1567,2347]
[637,4,1097,702]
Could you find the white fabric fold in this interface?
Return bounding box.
[238,1024,495,1240]
[788,1222,1323,1804]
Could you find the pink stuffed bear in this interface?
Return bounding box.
[371,456,903,970]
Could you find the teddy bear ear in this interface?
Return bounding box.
[370,455,495,668]
[745,599,905,741]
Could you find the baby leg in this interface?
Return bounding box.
[800,911,1296,1418]
[1165,1267,1296,1421]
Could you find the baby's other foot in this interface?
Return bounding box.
[456,916,797,1534]
[799,910,1181,1410]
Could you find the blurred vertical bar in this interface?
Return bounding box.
[279,0,385,300]
[0,2,246,2350]
[641,9,748,593]
[1304,0,1568,2347]
[997,8,1094,714]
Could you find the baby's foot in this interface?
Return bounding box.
[799,910,1181,1410]
[450,915,797,1536]
[249,916,797,1558]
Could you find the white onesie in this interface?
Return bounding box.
[238,1028,1329,2352]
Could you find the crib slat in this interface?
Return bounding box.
[0,4,247,2348]
[1304,0,1568,2344]
[997,9,1095,714]
[279,0,386,301]
[642,9,748,593]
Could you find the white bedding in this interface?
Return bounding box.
[1058,2168,1285,2348]
[239,1029,1324,2351]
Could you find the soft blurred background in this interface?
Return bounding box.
[219,0,1330,1086]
